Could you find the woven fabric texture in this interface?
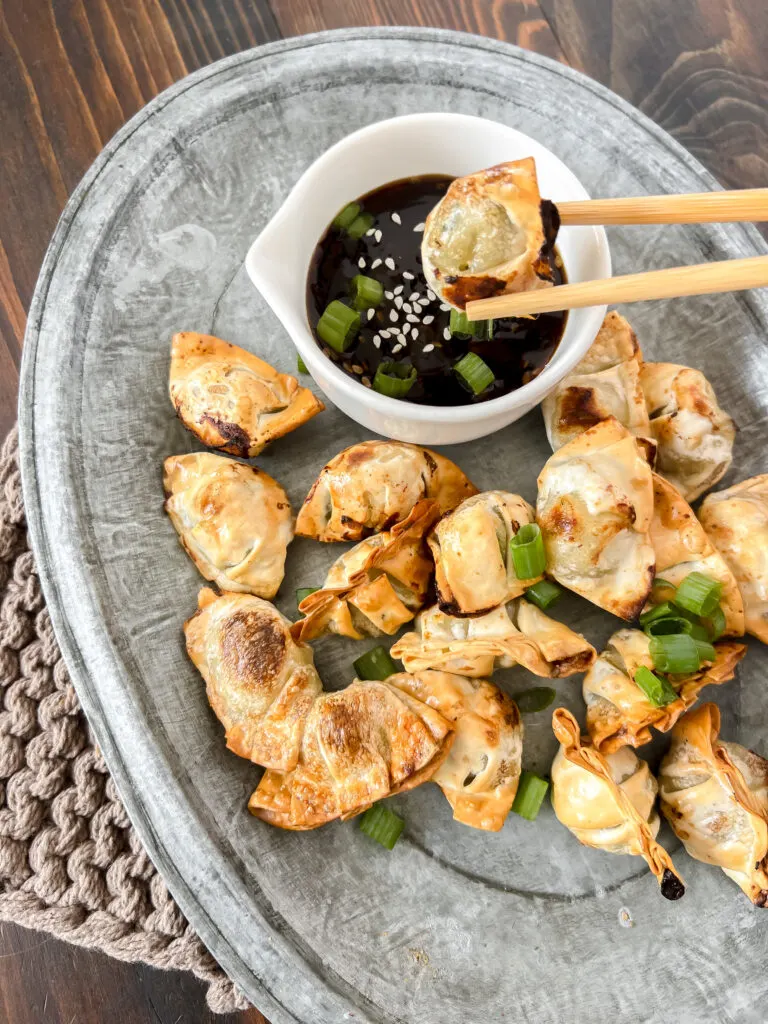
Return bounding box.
[0,426,248,1015]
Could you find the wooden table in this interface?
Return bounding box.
[1,1,765,1021]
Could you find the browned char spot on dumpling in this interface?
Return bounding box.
[221,609,287,687]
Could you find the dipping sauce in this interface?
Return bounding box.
[306,175,566,406]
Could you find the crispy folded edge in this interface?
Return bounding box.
[587,640,746,754]
[552,708,684,899]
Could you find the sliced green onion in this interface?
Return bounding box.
[509,523,546,580]
[653,577,675,590]
[472,318,494,341]
[449,309,494,340]
[688,620,712,642]
[347,212,375,240]
[694,638,716,665]
[296,355,308,374]
[703,604,727,640]
[645,615,695,637]
[649,633,702,675]
[350,274,384,311]
[317,300,360,353]
[525,579,562,611]
[639,601,677,627]
[333,202,361,231]
[634,666,678,707]
[296,587,319,608]
[354,645,398,681]
[673,572,723,617]
[454,352,495,395]
[359,803,404,850]
[372,361,417,399]
[512,772,550,821]
[513,687,557,714]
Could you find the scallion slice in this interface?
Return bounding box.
[509,523,546,580]
[639,601,677,627]
[454,352,495,395]
[694,638,717,665]
[449,309,494,340]
[634,666,678,707]
[359,803,404,850]
[353,645,398,681]
[673,572,723,617]
[317,300,360,353]
[333,202,361,231]
[645,615,695,637]
[703,604,727,640]
[347,212,375,240]
[296,587,319,608]
[649,633,702,675]
[372,361,417,399]
[512,772,550,821]
[296,355,308,374]
[513,687,557,714]
[525,579,562,611]
[350,274,384,311]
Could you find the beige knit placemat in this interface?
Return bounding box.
[0,426,249,1015]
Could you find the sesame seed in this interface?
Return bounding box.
[366,227,375,237]
[443,327,451,341]
[375,230,382,243]
[380,329,392,338]
[371,258,382,269]
[394,296,403,309]
[362,376,371,387]
[373,335,381,348]
[385,257,395,271]
[391,212,402,225]
[385,290,394,300]
[406,314,419,323]
[358,257,366,269]
[394,284,404,295]
[392,343,404,353]
[411,328,419,340]
[408,292,420,302]
[389,310,399,323]
[402,271,415,280]
[351,364,363,374]
[422,314,435,325]
[414,221,425,232]
[396,332,407,345]
[367,308,375,321]
[403,303,412,315]
[423,344,435,353]
[439,301,450,311]
[402,325,412,337]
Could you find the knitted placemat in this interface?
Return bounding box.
[0,426,249,1015]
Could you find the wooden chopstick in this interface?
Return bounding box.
[557,189,768,225]
[465,255,768,320]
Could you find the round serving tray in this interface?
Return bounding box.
[19,27,768,1024]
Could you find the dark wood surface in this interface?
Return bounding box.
[0,1,766,1020]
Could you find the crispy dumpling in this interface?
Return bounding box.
[583,628,746,753]
[698,475,768,644]
[659,703,768,906]
[248,679,453,830]
[184,588,322,770]
[386,671,523,832]
[551,708,685,900]
[169,331,324,457]
[296,441,477,542]
[428,491,540,615]
[421,158,558,309]
[639,362,735,502]
[163,452,293,599]
[649,473,744,635]
[391,598,595,678]
[536,418,655,620]
[542,311,654,456]
[291,501,439,642]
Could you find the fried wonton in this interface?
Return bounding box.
[649,473,744,636]
[386,671,523,832]
[639,362,735,502]
[583,628,746,754]
[659,703,768,907]
[296,441,477,542]
[541,311,654,457]
[551,708,685,900]
[169,331,324,457]
[184,588,321,771]
[163,452,293,599]
[248,679,453,830]
[536,417,655,620]
[391,598,595,678]
[698,474,768,644]
[291,501,439,642]
[421,158,558,309]
[427,491,541,615]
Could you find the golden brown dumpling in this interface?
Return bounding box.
[551,708,685,900]
[386,671,523,832]
[421,158,557,309]
[659,703,768,907]
[291,501,439,642]
[391,598,595,678]
[248,679,453,830]
[583,628,746,753]
[649,473,744,636]
[536,418,655,620]
[163,452,293,599]
[428,491,540,615]
[541,311,653,456]
[639,362,735,501]
[698,475,768,644]
[296,441,477,542]
[184,588,321,770]
[169,331,323,457]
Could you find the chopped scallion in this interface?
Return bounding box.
[372,361,417,399]
[354,645,398,681]
[296,587,319,609]
[347,212,375,240]
[673,572,723,617]
[296,355,308,374]
[350,274,384,310]
[449,309,494,340]
[454,352,495,395]
[512,772,550,821]
[525,579,562,611]
[634,665,678,707]
[694,638,716,665]
[317,300,360,353]
[703,604,727,640]
[359,803,404,850]
[512,687,557,714]
[645,615,695,637]
[649,633,702,675]
[639,601,677,627]
[509,523,546,580]
[333,202,361,231]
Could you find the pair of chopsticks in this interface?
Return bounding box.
[465,189,768,320]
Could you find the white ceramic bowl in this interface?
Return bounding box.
[245,113,610,445]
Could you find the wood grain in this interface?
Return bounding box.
[0,1,766,1022]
